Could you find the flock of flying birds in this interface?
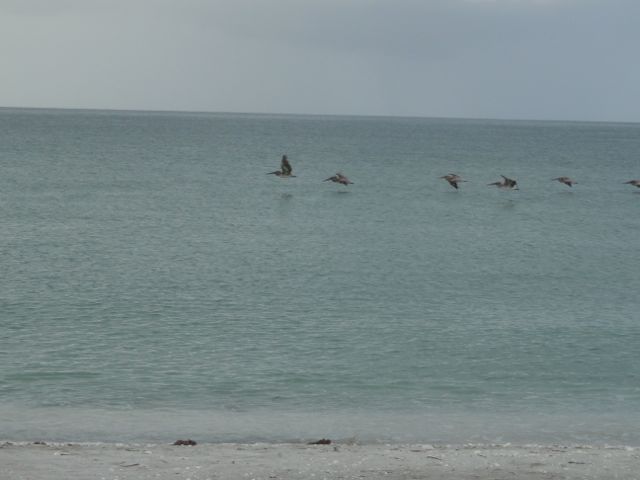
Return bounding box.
[440,174,640,190]
[268,154,353,185]
[269,155,640,190]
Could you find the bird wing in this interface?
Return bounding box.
[501,176,516,187]
[281,156,292,175]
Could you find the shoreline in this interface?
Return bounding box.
[2,441,638,480]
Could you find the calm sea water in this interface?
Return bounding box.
[1,108,639,445]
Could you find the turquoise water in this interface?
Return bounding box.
[1,108,639,444]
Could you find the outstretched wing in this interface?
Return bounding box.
[337,173,353,184]
[501,175,516,187]
[281,155,292,175]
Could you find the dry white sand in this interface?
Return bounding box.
[2,441,639,480]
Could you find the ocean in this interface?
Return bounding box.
[1,108,639,445]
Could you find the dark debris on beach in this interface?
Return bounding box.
[173,439,197,446]
[308,438,332,445]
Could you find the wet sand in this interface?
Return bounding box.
[2,441,639,479]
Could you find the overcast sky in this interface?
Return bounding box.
[1,0,639,121]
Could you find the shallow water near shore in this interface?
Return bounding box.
[1,108,639,444]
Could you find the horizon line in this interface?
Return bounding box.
[1,104,638,126]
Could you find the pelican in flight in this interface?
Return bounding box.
[488,175,518,190]
[624,179,640,188]
[553,176,576,187]
[267,155,296,177]
[324,173,353,186]
[440,173,466,190]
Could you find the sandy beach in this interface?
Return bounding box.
[1,441,639,480]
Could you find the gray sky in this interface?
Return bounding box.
[1,0,639,121]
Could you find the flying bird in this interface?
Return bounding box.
[324,173,353,186]
[624,179,640,188]
[440,173,466,190]
[267,155,295,177]
[488,175,518,190]
[553,176,576,187]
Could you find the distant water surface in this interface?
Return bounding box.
[1,108,639,444]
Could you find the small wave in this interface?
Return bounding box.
[5,371,100,382]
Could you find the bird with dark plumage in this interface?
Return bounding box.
[324,173,353,186]
[624,179,640,188]
[440,173,466,190]
[488,175,518,190]
[553,176,576,187]
[267,155,296,177]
